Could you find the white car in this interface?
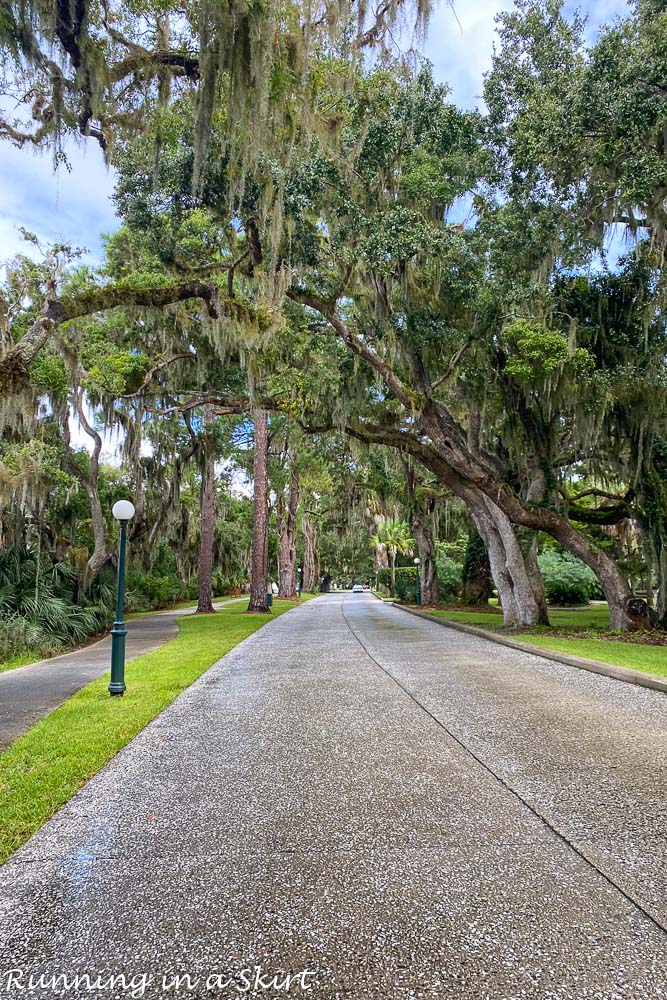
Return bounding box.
[352,584,364,592]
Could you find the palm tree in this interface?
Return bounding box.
[370,520,414,595]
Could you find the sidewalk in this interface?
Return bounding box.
[0,598,244,750]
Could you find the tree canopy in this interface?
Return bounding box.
[1,0,666,658]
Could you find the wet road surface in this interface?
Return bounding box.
[0,592,665,998]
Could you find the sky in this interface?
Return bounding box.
[0,0,630,268]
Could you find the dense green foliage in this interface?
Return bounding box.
[435,552,463,603]
[0,546,110,659]
[1,0,666,646]
[537,551,600,606]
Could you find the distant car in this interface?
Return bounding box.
[352,584,364,592]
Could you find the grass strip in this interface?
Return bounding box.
[0,652,39,675]
[425,606,666,678]
[511,634,667,677]
[427,606,611,629]
[0,599,304,864]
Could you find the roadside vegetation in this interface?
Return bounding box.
[1,1,666,671]
[421,604,667,678]
[0,600,305,864]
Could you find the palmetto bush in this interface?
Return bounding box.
[0,546,108,659]
[537,550,597,606]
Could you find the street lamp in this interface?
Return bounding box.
[414,556,421,606]
[297,566,302,598]
[109,499,135,697]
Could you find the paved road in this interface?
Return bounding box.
[0,593,665,999]
[0,599,244,750]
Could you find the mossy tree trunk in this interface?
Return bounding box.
[277,451,299,599]
[247,406,270,613]
[411,514,439,606]
[302,512,319,593]
[196,404,216,614]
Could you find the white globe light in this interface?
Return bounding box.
[112,499,136,521]
[414,557,420,564]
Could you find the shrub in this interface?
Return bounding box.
[0,616,43,661]
[537,551,597,605]
[395,566,419,601]
[0,546,109,662]
[435,553,462,603]
[378,566,416,600]
[125,570,183,611]
[379,558,462,603]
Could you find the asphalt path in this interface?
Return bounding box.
[0,592,665,998]
[0,599,244,750]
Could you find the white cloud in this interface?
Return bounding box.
[0,139,117,266]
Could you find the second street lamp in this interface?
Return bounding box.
[109,499,135,697]
[414,556,421,606]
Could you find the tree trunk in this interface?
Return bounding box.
[277,454,300,599]
[419,404,634,629]
[657,544,667,625]
[373,539,388,591]
[411,514,439,606]
[461,526,494,605]
[302,512,319,593]
[469,506,520,626]
[247,407,270,613]
[196,405,216,613]
[465,492,544,627]
[521,532,550,625]
[320,571,331,593]
[64,399,111,592]
[84,485,113,590]
[519,464,550,625]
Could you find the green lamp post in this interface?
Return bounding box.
[109,499,135,697]
[414,556,421,606]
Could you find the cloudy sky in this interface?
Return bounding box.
[0,0,630,269]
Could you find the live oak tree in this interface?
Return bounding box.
[484,0,667,625]
[280,65,660,630]
[0,0,436,276]
[3,0,667,636]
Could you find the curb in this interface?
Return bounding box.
[393,605,667,695]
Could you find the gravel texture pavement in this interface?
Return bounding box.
[0,592,665,999]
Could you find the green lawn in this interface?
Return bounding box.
[427,605,611,629]
[126,594,243,620]
[0,595,248,673]
[423,605,666,678]
[0,599,305,864]
[512,633,667,677]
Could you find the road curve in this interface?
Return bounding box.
[0,599,244,750]
[0,592,665,999]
